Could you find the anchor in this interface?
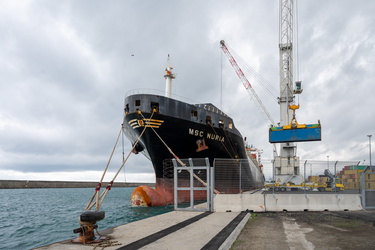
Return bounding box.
[72,210,109,244]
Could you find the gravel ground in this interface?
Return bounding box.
[231,210,375,250]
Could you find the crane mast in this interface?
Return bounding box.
[221,0,321,184]
[276,0,299,179]
[279,0,294,126]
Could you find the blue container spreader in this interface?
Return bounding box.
[269,124,321,143]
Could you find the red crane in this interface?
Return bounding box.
[220,40,276,127]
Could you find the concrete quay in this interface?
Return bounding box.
[36,211,248,250]
[232,210,375,249]
[35,191,367,250]
[35,209,375,250]
[34,190,375,250]
[214,190,363,212]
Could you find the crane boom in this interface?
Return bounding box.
[220,40,276,127]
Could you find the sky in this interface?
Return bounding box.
[0,0,374,183]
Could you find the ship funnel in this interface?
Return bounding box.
[164,54,176,98]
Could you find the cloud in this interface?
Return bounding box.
[0,0,374,182]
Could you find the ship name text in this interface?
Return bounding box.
[188,128,225,142]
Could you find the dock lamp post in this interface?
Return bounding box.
[368,135,372,167]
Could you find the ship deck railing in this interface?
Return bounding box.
[125,88,231,117]
[125,88,200,104]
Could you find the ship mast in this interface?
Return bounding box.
[164,54,176,98]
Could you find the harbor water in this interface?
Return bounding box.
[0,187,172,249]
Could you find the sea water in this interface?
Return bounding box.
[0,187,172,249]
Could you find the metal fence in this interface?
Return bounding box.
[361,166,375,209]
[172,158,213,211]
[169,158,365,193]
[213,158,264,194]
[169,157,375,210]
[212,159,367,194]
[261,159,362,191]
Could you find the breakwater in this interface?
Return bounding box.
[0,180,155,189]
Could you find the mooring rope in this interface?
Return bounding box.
[85,111,154,211]
[208,122,237,159]
[139,113,220,194]
[85,127,122,211]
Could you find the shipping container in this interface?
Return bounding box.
[349,165,367,170]
[365,182,375,190]
[344,182,359,190]
[366,174,375,182]
[344,170,357,175]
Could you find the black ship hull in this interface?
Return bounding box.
[122,93,264,206]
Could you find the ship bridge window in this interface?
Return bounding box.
[206,116,212,125]
[191,110,197,117]
[228,122,233,129]
[219,120,224,128]
[135,100,141,106]
[151,102,159,113]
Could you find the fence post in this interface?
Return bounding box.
[239,160,242,192]
[207,158,213,212]
[360,168,366,209]
[173,159,177,211]
[334,161,338,193]
[304,160,307,195]
[188,158,194,208]
[272,159,275,195]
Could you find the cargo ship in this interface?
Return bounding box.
[122,59,264,206]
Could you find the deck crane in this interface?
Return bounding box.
[220,40,278,157]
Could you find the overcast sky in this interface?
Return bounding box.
[1,0,374,182]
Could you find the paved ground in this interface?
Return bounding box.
[231,210,375,250]
[36,210,375,250]
[263,189,361,195]
[36,211,243,250]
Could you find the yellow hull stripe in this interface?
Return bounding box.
[128,118,164,129]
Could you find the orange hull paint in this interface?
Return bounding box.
[130,178,210,207]
[130,184,173,207]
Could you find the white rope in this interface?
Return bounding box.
[148,123,220,194]
[85,127,122,211]
[208,122,236,159]
[85,112,153,211]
